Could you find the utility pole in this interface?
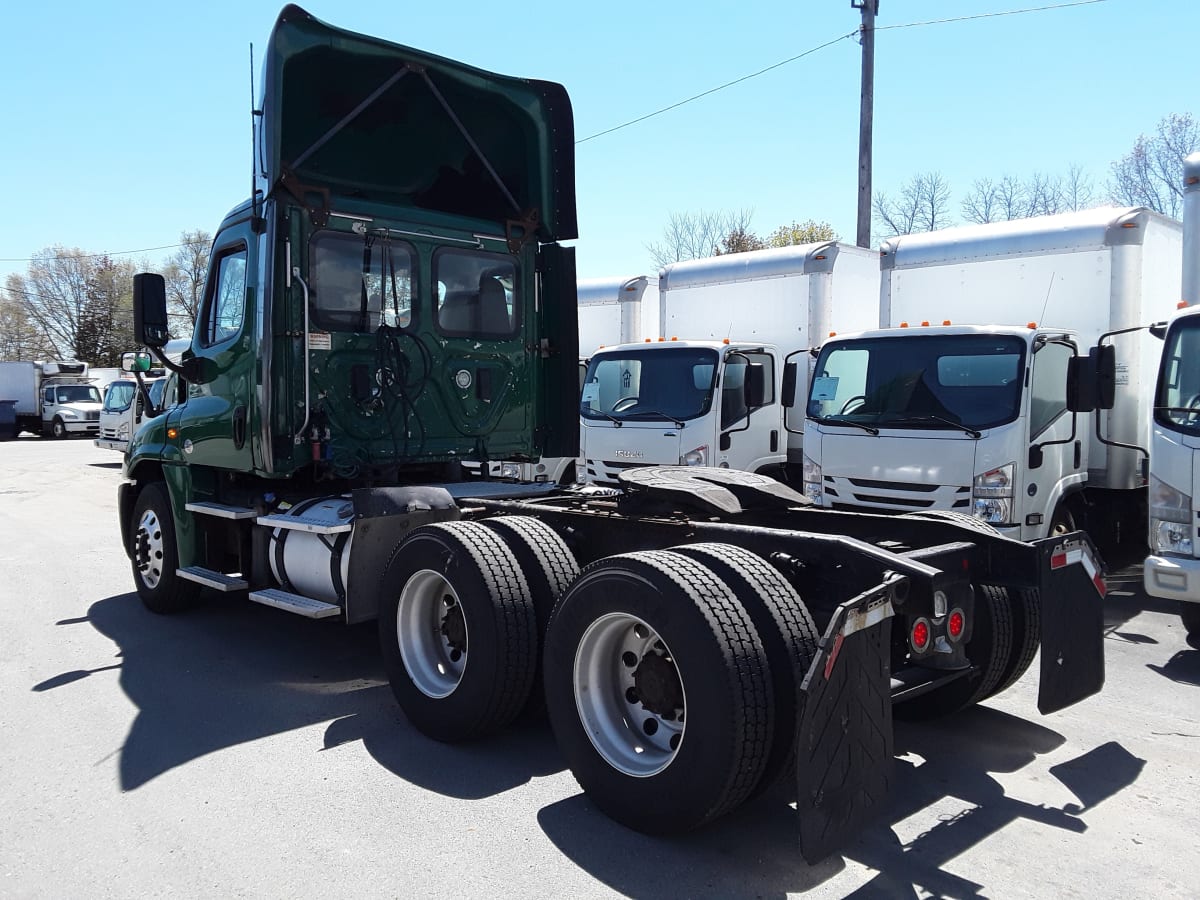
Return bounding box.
[852,1,878,249]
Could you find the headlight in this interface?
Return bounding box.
[1149,474,1193,555]
[681,445,708,466]
[973,463,1014,524]
[500,462,521,480]
[802,454,823,504]
[117,422,130,438]
[60,410,79,419]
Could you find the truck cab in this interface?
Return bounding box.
[42,378,102,438]
[802,324,1090,541]
[579,340,782,485]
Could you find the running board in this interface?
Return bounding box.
[186,501,257,520]
[256,513,352,534]
[248,588,342,619]
[177,567,249,592]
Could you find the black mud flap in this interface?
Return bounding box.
[795,578,898,864]
[1033,532,1106,714]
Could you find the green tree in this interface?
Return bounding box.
[765,219,838,247]
[716,225,766,255]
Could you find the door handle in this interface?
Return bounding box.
[233,405,247,450]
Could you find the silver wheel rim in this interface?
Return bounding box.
[397,569,468,699]
[574,612,686,778]
[134,507,165,589]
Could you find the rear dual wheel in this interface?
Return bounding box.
[544,549,786,833]
[379,521,538,742]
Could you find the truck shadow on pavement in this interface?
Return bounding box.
[537,707,1145,899]
[48,592,565,797]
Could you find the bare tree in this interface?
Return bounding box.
[1110,112,1200,217]
[0,281,54,360]
[162,229,211,331]
[961,166,1098,224]
[765,219,839,247]
[11,248,136,365]
[874,171,953,237]
[647,209,757,269]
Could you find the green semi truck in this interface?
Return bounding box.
[118,5,1107,861]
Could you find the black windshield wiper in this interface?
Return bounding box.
[585,409,623,427]
[624,409,686,429]
[807,415,879,436]
[882,414,982,439]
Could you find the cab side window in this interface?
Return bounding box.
[201,247,248,346]
[1029,341,1073,439]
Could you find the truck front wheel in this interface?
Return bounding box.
[51,417,67,439]
[543,550,773,833]
[130,482,199,614]
[379,522,538,742]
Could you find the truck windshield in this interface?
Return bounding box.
[581,347,718,423]
[56,385,101,404]
[1155,316,1200,435]
[808,334,1025,431]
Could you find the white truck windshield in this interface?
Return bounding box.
[581,347,718,422]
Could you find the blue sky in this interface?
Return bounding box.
[0,0,1193,288]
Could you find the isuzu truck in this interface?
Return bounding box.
[1144,152,1200,640]
[579,243,879,485]
[803,208,1181,548]
[117,5,1107,861]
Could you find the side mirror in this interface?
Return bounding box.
[744,362,766,409]
[781,362,798,407]
[121,351,154,374]
[1066,355,1095,413]
[133,273,170,348]
[1094,344,1116,410]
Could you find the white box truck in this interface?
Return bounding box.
[1144,152,1200,640]
[470,277,655,484]
[579,242,879,485]
[0,359,103,438]
[803,207,1182,547]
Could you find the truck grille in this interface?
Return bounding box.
[86,412,100,422]
[824,476,971,513]
[585,458,653,487]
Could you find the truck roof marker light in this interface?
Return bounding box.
[943,320,951,326]
[921,320,930,327]
[722,338,730,344]
[899,322,908,328]
[644,338,651,342]
[1179,301,1190,309]
[671,336,678,341]
[658,337,665,342]
[1027,321,1038,329]
[828,331,836,338]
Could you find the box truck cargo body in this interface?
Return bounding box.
[804,208,1182,543]
[577,275,659,353]
[579,242,880,484]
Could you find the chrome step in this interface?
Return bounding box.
[177,567,248,592]
[256,513,352,534]
[186,501,257,520]
[248,588,342,619]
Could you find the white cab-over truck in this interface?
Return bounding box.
[580,242,879,485]
[1144,152,1200,639]
[0,359,103,438]
[803,207,1182,546]
[95,341,187,452]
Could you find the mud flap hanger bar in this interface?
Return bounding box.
[281,63,538,249]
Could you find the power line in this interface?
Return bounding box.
[0,240,209,265]
[875,0,1108,32]
[576,0,1108,145]
[576,31,858,145]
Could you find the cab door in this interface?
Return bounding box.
[170,221,257,472]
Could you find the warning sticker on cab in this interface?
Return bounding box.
[308,332,331,351]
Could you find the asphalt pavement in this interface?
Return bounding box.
[0,437,1196,898]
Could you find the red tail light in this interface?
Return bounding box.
[911,618,931,652]
[948,608,965,641]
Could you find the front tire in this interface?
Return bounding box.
[51,417,67,439]
[130,482,199,614]
[544,550,773,833]
[379,521,538,742]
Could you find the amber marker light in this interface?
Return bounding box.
[166,428,178,439]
